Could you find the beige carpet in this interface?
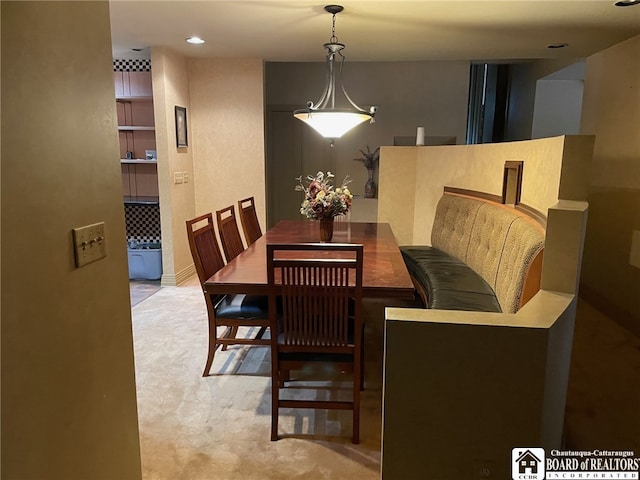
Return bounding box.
[564,299,640,451]
[132,278,418,479]
[130,280,161,307]
[132,278,640,479]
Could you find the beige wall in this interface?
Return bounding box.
[579,34,640,335]
[378,136,594,246]
[383,287,584,479]
[1,2,141,478]
[189,58,267,230]
[151,54,266,285]
[379,137,592,479]
[151,47,197,286]
[150,54,266,285]
[502,36,640,335]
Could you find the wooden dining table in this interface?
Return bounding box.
[203,220,415,299]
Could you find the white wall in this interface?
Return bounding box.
[532,79,584,139]
[506,58,583,141]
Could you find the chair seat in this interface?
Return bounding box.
[215,294,269,319]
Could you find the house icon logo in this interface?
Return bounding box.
[512,448,545,480]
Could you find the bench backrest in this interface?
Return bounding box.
[431,193,545,313]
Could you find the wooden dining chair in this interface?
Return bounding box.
[216,205,246,262]
[238,196,262,246]
[267,243,364,443]
[186,213,269,377]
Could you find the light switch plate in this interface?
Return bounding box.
[72,222,106,267]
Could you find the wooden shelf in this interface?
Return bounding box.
[118,126,155,131]
[116,96,153,103]
[121,159,157,164]
[124,196,159,204]
[117,71,158,200]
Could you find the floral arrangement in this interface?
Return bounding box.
[295,171,352,220]
[353,145,380,170]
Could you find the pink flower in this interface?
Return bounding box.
[307,181,322,200]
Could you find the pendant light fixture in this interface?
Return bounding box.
[293,5,377,140]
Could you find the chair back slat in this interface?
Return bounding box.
[186,213,226,285]
[216,205,245,262]
[267,243,363,353]
[238,196,262,246]
[280,264,352,347]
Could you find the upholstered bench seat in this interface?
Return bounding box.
[400,192,545,314]
[400,246,502,312]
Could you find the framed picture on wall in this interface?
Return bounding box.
[175,106,188,147]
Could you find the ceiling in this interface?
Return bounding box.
[110,1,640,62]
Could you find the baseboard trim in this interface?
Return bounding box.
[161,263,196,287]
[579,283,640,338]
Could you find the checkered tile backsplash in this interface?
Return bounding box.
[125,203,161,244]
[113,59,151,72]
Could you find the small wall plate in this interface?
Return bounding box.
[72,222,106,267]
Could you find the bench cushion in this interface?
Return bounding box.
[428,194,545,313]
[401,246,502,313]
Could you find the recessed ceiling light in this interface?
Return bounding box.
[186,36,205,45]
[614,0,640,6]
[547,43,569,49]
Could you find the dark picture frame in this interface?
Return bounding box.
[175,106,188,147]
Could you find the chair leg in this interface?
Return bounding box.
[352,368,361,444]
[202,316,218,377]
[271,370,280,441]
[202,351,215,377]
[360,330,365,390]
[222,325,239,351]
